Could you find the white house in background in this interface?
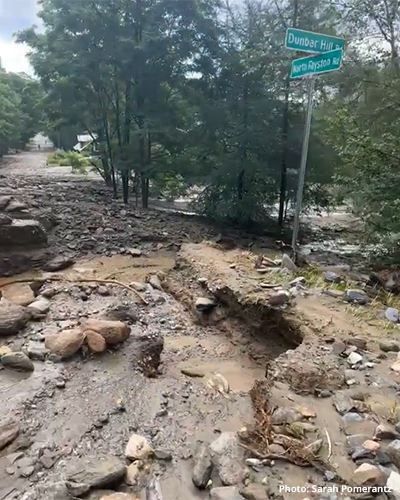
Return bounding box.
[73,133,97,153]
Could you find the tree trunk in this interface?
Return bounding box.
[122,171,129,204]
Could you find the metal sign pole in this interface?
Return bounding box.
[291,76,315,250]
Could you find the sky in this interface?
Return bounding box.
[0,0,40,74]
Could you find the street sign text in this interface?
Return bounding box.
[285,28,345,54]
[290,48,343,79]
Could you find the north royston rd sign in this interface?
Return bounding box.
[290,48,343,80]
[285,28,345,54]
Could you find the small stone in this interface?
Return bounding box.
[1,351,34,371]
[352,446,375,460]
[192,442,213,489]
[268,291,289,306]
[353,463,385,486]
[6,466,15,475]
[154,449,172,461]
[55,379,66,389]
[125,462,141,486]
[347,434,370,452]
[345,337,367,350]
[346,289,370,305]
[27,298,50,319]
[386,307,399,323]
[333,392,355,415]
[128,248,142,257]
[325,271,341,283]
[342,412,363,423]
[387,471,400,498]
[289,277,306,287]
[97,286,110,296]
[24,341,49,361]
[0,299,31,336]
[0,422,19,450]
[149,275,162,290]
[43,256,75,272]
[45,329,85,358]
[348,352,363,365]
[20,465,35,477]
[374,424,400,440]
[86,330,107,353]
[362,440,380,452]
[125,434,153,460]
[181,367,205,378]
[210,487,244,500]
[281,254,297,272]
[379,340,400,352]
[331,341,346,355]
[81,319,130,346]
[130,281,147,292]
[0,345,12,356]
[239,483,268,500]
[195,297,217,312]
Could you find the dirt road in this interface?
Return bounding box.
[0,152,400,500]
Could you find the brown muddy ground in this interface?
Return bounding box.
[0,152,399,500]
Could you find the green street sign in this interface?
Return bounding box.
[285,28,345,54]
[290,48,343,79]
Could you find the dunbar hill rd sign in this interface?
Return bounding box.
[285,28,345,54]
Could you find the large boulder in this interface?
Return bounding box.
[209,433,246,486]
[0,298,31,336]
[45,329,85,358]
[0,220,47,246]
[43,255,74,272]
[81,319,130,346]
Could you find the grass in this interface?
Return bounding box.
[46,151,91,172]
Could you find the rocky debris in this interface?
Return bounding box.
[385,307,399,323]
[0,298,31,335]
[192,442,213,489]
[209,432,246,486]
[125,434,153,461]
[353,463,386,486]
[86,329,107,353]
[131,332,164,377]
[281,254,297,272]
[65,455,127,497]
[210,487,244,500]
[0,214,12,226]
[43,255,75,272]
[195,297,217,312]
[1,351,34,371]
[0,219,47,246]
[374,424,400,440]
[0,422,19,450]
[379,340,400,352]
[268,291,289,307]
[45,328,85,358]
[345,289,370,305]
[102,302,138,324]
[27,297,50,319]
[82,319,130,346]
[325,271,341,283]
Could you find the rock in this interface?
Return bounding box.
[1,284,35,306]
[348,352,363,365]
[380,340,400,352]
[268,291,289,306]
[386,307,399,323]
[0,220,47,246]
[146,476,163,500]
[149,275,162,291]
[0,299,31,336]
[0,214,12,226]
[0,345,11,356]
[0,195,11,209]
[102,303,138,324]
[86,330,107,353]
[5,200,28,212]
[352,446,375,460]
[65,455,126,497]
[125,433,153,460]
[130,281,147,292]
[101,494,138,500]
[239,484,269,500]
[35,481,71,500]
[353,463,386,486]
[209,432,246,486]
[387,471,400,499]
[374,424,400,440]
[181,367,205,378]
[331,341,346,355]
[333,392,355,415]
[210,487,244,500]
[325,271,341,283]
[362,440,380,452]
[345,337,367,350]
[131,333,164,377]
[81,319,130,346]
[271,407,302,424]
[24,341,49,361]
[342,412,363,423]
[281,254,297,272]
[45,329,85,358]
[43,256,74,272]
[0,422,19,450]
[97,286,109,296]
[27,297,50,319]
[126,462,141,486]
[392,354,400,373]
[154,449,172,461]
[1,351,34,371]
[127,248,142,257]
[195,297,217,312]
[347,434,371,452]
[346,289,370,305]
[192,442,213,489]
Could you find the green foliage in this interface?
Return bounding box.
[46,151,91,172]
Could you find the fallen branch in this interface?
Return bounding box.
[0,277,148,305]
[324,427,332,460]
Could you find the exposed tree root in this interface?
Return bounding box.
[0,277,149,305]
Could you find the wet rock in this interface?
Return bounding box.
[0,219,47,246]
[0,299,31,336]
[325,271,341,283]
[43,256,74,272]
[348,352,363,365]
[45,329,85,358]
[210,487,244,500]
[346,289,370,305]
[65,455,126,497]
[102,303,138,324]
[192,442,213,489]
[353,463,386,486]
[379,340,400,352]
[1,351,34,371]
[209,432,246,486]
[281,254,297,272]
[125,433,153,460]
[131,333,164,377]
[333,392,355,415]
[24,341,50,361]
[195,297,217,312]
[126,462,141,486]
[387,471,400,498]
[239,484,268,500]
[27,297,50,319]
[374,424,400,440]
[82,319,130,346]
[386,307,399,323]
[271,407,302,424]
[0,422,19,450]
[86,330,107,353]
[268,291,289,306]
[0,214,12,226]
